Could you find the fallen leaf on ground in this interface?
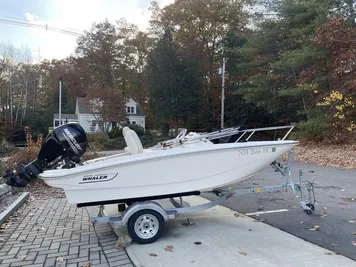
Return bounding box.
[329,244,338,247]
[349,220,356,223]
[325,252,333,255]
[339,202,348,205]
[28,213,34,217]
[56,257,64,262]
[194,242,202,245]
[342,198,356,202]
[341,189,345,192]
[164,245,174,252]
[82,263,91,267]
[352,232,356,235]
[182,218,195,226]
[149,253,157,257]
[239,251,247,256]
[320,211,328,218]
[18,255,27,259]
[309,225,321,231]
[352,241,356,246]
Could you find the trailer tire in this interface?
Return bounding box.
[304,203,315,215]
[127,209,165,244]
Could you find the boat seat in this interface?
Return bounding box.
[123,127,143,155]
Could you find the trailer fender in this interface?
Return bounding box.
[121,201,168,226]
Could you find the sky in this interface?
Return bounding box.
[0,0,174,61]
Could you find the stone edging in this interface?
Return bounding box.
[0,192,30,225]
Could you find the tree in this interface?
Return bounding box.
[226,0,330,123]
[147,30,202,132]
[84,83,126,133]
[312,18,356,136]
[149,0,248,129]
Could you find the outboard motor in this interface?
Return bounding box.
[4,123,87,187]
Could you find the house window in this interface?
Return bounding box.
[91,120,96,126]
[131,121,136,125]
[112,122,117,128]
[127,106,135,113]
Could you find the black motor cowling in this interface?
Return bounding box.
[4,123,87,187]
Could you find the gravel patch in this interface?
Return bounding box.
[16,179,65,201]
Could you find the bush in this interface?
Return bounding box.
[297,117,331,142]
[4,146,40,171]
[102,137,126,150]
[140,135,154,148]
[87,133,110,151]
[0,144,19,158]
[81,152,102,161]
[141,135,169,148]
[108,124,145,139]
[160,123,170,136]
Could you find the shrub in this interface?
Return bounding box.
[81,152,102,161]
[4,146,40,171]
[0,144,19,158]
[87,132,110,151]
[297,117,331,142]
[140,135,154,148]
[102,137,126,151]
[108,124,145,139]
[160,123,170,136]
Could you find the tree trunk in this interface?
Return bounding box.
[291,67,308,115]
[348,0,355,25]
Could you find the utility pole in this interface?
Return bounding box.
[59,77,62,126]
[220,58,226,129]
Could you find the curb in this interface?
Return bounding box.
[0,192,30,225]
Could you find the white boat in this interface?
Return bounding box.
[4,123,298,207]
[38,126,298,206]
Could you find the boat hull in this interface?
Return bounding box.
[40,141,298,205]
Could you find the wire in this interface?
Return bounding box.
[0,13,83,34]
[0,18,83,37]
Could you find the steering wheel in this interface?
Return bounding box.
[174,129,187,144]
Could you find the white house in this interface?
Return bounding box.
[125,99,146,129]
[53,97,146,133]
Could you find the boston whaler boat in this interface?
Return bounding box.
[4,123,316,244]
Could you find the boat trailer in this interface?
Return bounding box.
[89,151,316,244]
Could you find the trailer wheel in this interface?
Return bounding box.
[127,209,165,244]
[304,203,315,215]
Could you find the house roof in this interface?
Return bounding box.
[53,114,78,120]
[135,103,146,117]
[77,96,146,116]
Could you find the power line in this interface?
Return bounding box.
[0,18,83,37]
[0,14,84,34]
